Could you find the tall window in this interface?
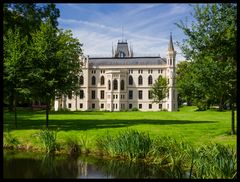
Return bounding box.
[79,76,84,85]
[100,76,105,85]
[148,75,153,85]
[68,92,72,99]
[92,76,96,85]
[92,90,95,99]
[80,90,84,99]
[120,80,125,90]
[138,75,143,85]
[138,90,143,99]
[129,104,132,109]
[129,75,133,85]
[108,80,111,90]
[100,90,105,99]
[113,79,118,90]
[129,90,133,99]
[148,90,153,99]
[159,104,162,109]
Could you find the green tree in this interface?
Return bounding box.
[29,20,83,127]
[176,61,194,106]
[3,3,60,111]
[151,75,169,106]
[3,3,60,36]
[175,4,236,134]
[3,28,29,127]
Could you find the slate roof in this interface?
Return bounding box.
[88,57,167,66]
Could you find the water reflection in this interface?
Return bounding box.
[4,151,188,179]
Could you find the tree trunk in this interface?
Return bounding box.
[75,92,78,111]
[14,94,17,128]
[8,92,14,112]
[46,102,49,128]
[218,97,224,111]
[231,101,235,135]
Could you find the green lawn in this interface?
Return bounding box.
[3,106,237,151]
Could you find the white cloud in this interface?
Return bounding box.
[57,4,190,61]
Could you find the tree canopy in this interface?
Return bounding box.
[151,75,169,105]
[3,3,83,127]
[175,3,236,134]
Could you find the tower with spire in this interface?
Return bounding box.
[166,32,177,111]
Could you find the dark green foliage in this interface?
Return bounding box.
[131,107,139,111]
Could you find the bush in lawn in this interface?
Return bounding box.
[131,107,139,111]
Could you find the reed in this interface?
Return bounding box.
[96,129,152,160]
[37,129,58,153]
[79,133,90,153]
[191,143,237,179]
[97,130,236,179]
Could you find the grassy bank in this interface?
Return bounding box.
[3,106,236,152]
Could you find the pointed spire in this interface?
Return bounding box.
[112,42,114,57]
[131,44,133,57]
[168,32,174,51]
[122,26,124,42]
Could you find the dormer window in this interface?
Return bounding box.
[119,51,125,58]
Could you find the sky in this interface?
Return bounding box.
[56,3,196,62]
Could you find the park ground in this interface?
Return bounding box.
[3,106,237,152]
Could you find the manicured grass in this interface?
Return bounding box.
[3,106,237,152]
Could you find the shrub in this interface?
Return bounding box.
[3,130,20,149]
[37,129,58,153]
[65,136,80,155]
[193,98,209,111]
[57,108,70,112]
[131,107,139,111]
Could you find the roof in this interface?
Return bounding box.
[88,57,167,66]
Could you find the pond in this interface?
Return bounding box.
[4,151,188,179]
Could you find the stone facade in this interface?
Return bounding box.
[54,34,178,111]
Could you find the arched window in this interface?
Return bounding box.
[92,76,96,85]
[100,76,105,85]
[129,75,133,85]
[138,75,143,85]
[79,75,84,85]
[120,80,125,90]
[108,80,111,90]
[113,79,118,90]
[148,75,153,85]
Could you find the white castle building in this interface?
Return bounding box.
[54,33,178,111]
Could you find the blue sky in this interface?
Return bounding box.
[56,3,196,62]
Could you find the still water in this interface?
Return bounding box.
[4,151,186,179]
